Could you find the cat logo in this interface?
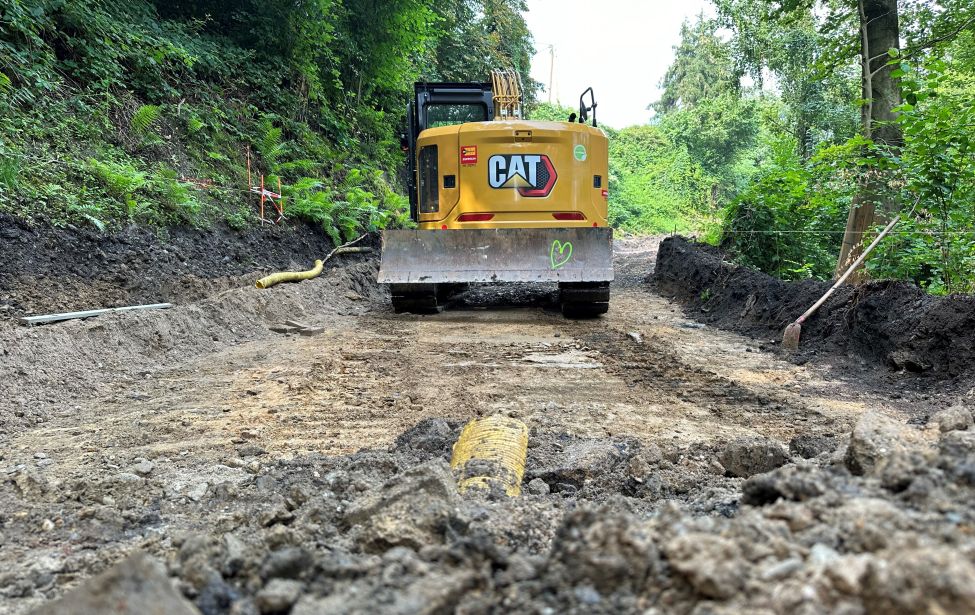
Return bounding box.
[487,154,557,197]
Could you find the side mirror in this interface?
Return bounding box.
[578,87,597,128]
[400,134,409,152]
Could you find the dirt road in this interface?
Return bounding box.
[2,238,973,614]
[3,238,866,469]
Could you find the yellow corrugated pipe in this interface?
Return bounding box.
[255,259,324,289]
[450,415,528,496]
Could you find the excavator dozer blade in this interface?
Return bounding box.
[378,228,614,284]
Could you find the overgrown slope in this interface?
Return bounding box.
[0,0,535,241]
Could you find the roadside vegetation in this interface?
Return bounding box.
[3,0,972,294]
[624,1,975,294]
[0,0,534,243]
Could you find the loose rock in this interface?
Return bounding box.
[932,406,973,433]
[845,412,924,476]
[718,436,789,478]
[132,460,154,476]
[255,579,303,613]
[664,533,746,599]
[32,553,197,615]
[526,478,550,496]
[344,460,460,552]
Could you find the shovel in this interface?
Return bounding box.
[783,216,899,352]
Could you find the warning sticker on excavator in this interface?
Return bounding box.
[461,145,478,165]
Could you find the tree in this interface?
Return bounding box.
[421,0,538,97]
[654,17,740,114]
[652,16,758,205]
[834,0,903,278]
[715,0,860,159]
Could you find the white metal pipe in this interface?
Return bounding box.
[21,303,174,325]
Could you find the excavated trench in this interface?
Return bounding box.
[1,229,974,614]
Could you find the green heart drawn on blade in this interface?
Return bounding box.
[550,240,573,270]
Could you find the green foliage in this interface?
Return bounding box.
[424,0,538,94]
[679,0,975,295]
[528,102,575,122]
[68,202,109,232]
[256,118,286,169]
[867,51,975,294]
[130,105,162,136]
[634,12,763,236]
[88,158,147,199]
[286,168,409,245]
[0,0,537,236]
[185,114,205,134]
[721,132,852,279]
[224,206,252,230]
[0,156,19,189]
[660,93,760,179]
[655,16,740,114]
[607,124,711,234]
[151,166,202,222]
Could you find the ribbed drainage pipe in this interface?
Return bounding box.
[255,259,324,289]
[451,415,528,496]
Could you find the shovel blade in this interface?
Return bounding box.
[782,322,802,352]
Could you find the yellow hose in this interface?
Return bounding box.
[255,259,323,289]
[450,415,528,496]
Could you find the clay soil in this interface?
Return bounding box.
[2,230,974,615]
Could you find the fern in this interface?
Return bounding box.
[185,114,205,134]
[0,157,18,188]
[88,159,147,198]
[0,72,33,108]
[256,118,286,166]
[286,177,342,243]
[131,104,162,136]
[68,203,107,232]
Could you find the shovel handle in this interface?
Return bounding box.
[795,216,900,326]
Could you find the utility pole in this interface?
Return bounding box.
[548,44,555,104]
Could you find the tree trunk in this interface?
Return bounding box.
[835,0,902,279]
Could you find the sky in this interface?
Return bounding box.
[524,0,714,129]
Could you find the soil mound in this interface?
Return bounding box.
[653,236,975,381]
[0,257,380,435]
[0,214,350,318]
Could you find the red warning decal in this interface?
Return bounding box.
[461,145,478,165]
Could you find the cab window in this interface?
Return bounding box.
[426,104,488,128]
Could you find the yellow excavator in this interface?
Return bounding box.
[378,70,613,317]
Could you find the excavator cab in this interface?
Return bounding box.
[380,71,613,317]
[403,82,495,222]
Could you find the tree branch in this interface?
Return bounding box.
[858,0,873,139]
[903,14,975,57]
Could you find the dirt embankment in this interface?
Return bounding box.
[653,236,975,382]
[0,214,340,318]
